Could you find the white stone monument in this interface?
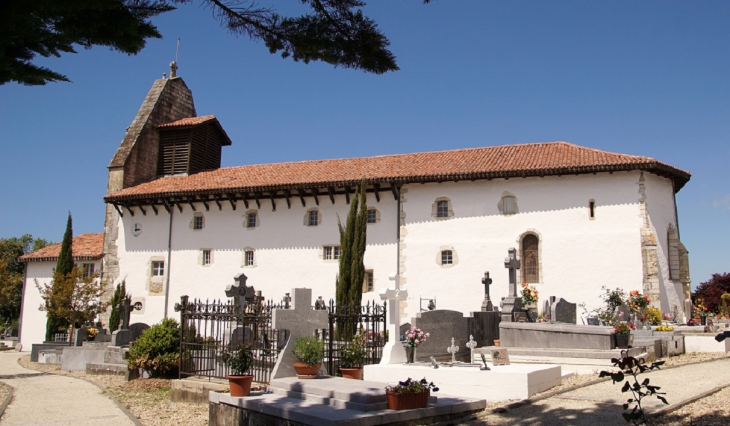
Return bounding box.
[379,272,408,364]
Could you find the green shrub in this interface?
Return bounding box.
[340,333,368,368]
[128,318,181,378]
[293,336,324,366]
[644,306,662,326]
[221,343,254,376]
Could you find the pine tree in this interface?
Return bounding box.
[108,280,127,332]
[45,213,72,341]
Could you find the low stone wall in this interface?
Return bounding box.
[632,330,684,357]
[30,342,69,362]
[499,322,615,350]
[684,334,730,353]
[61,347,107,372]
[172,378,229,404]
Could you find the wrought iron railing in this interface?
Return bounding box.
[324,300,387,376]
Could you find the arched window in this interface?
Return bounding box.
[521,234,539,283]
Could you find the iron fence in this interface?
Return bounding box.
[323,300,387,376]
[175,296,288,383]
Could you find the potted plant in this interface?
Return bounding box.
[403,327,429,363]
[340,333,368,379]
[385,377,439,410]
[613,322,635,349]
[292,336,324,379]
[221,343,255,397]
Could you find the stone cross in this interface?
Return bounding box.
[283,293,291,309]
[225,273,254,313]
[270,288,329,380]
[466,335,478,362]
[379,274,409,364]
[481,271,494,311]
[447,337,459,363]
[504,248,521,297]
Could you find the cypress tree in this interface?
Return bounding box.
[45,213,73,341]
[108,280,127,332]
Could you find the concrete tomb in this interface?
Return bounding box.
[499,322,615,350]
[412,310,469,362]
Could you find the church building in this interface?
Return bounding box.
[19,73,693,348]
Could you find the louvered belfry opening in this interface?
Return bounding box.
[522,234,539,283]
[157,118,230,176]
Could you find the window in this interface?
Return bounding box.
[244,250,255,267]
[152,261,165,277]
[441,250,453,265]
[437,200,449,218]
[363,270,374,293]
[521,234,539,283]
[367,208,378,224]
[589,199,596,220]
[191,214,205,230]
[82,263,95,278]
[304,209,321,226]
[247,212,257,228]
[503,196,516,215]
[202,249,211,266]
[431,197,453,220]
[323,245,341,260]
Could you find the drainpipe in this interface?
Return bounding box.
[395,185,401,289]
[163,203,174,318]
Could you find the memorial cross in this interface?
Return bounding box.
[120,296,132,330]
[466,335,478,362]
[504,248,521,297]
[379,274,409,364]
[270,288,329,380]
[481,271,494,311]
[225,273,254,313]
[283,293,291,309]
[447,337,459,363]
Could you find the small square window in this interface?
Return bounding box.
[244,250,255,266]
[82,263,95,278]
[247,212,257,228]
[202,249,211,266]
[152,261,165,277]
[308,210,319,226]
[367,209,377,224]
[323,245,341,260]
[193,216,204,230]
[441,250,453,265]
[436,200,449,218]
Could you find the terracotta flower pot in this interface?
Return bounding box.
[340,367,363,380]
[493,339,501,347]
[227,375,254,397]
[386,390,430,410]
[293,362,321,379]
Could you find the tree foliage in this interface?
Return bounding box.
[108,280,128,332]
[0,234,50,322]
[336,179,367,309]
[2,0,431,86]
[599,355,667,424]
[45,213,75,340]
[694,273,730,314]
[127,318,181,377]
[36,267,110,342]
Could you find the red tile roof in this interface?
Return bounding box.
[18,233,104,262]
[158,115,216,128]
[105,141,691,202]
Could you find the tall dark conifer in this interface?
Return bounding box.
[337,179,368,314]
[45,213,72,341]
[108,280,127,332]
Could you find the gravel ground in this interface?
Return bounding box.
[18,356,207,426]
[17,352,730,426]
[0,382,9,406]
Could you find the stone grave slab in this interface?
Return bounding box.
[551,298,577,324]
[129,322,149,342]
[412,310,469,361]
[499,322,615,350]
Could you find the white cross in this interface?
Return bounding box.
[466,335,478,363]
[270,288,329,380]
[379,274,409,364]
[447,337,459,363]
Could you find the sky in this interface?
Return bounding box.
[1,1,728,289]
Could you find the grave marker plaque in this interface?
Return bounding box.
[491,349,511,366]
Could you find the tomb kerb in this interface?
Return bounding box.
[270,288,328,380]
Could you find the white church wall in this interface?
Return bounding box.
[19,259,103,350]
[116,192,398,326]
[643,172,685,316]
[399,172,645,323]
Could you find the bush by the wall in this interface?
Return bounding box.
[127,318,181,378]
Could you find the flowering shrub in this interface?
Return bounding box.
[340,333,369,368]
[385,377,439,394]
[694,299,713,317]
[614,322,635,335]
[521,283,538,306]
[404,327,429,347]
[293,336,324,366]
[626,291,650,313]
[643,306,662,326]
[87,327,99,338]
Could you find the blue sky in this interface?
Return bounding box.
[1,1,728,289]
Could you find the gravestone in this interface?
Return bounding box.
[270,288,329,380]
[399,322,412,340]
[481,271,494,312]
[551,298,577,324]
[111,297,134,346]
[615,304,632,322]
[230,326,253,346]
[74,328,88,347]
[468,311,501,347]
[491,349,510,366]
[447,337,459,363]
[129,323,149,342]
[501,248,523,322]
[466,335,478,362]
[225,273,254,312]
[412,310,468,361]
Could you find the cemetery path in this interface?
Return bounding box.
[473,357,730,425]
[0,352,136,426]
